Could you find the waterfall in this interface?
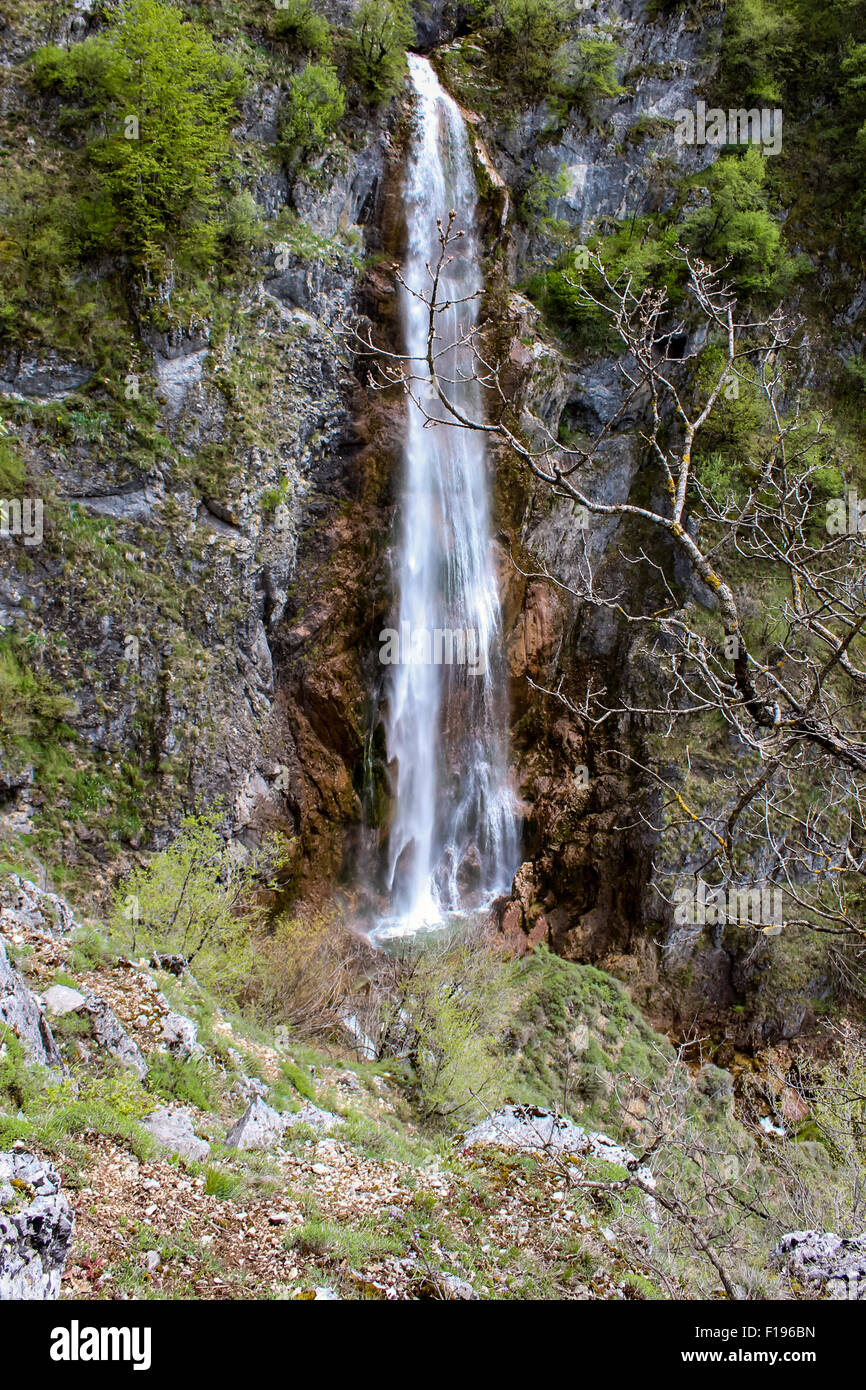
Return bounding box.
[375,54,519,940]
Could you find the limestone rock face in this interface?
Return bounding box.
[80,990,148,1079]
[461,1105,654,1187]
[141,1107,210,1164]
[225,1098,288,1152]
[0,937,62,1069]
[0,1153,74,1300]
[773,1231,866,1300]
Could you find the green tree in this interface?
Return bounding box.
[484,0,570,101]
[272,0,332,58]
[280,62,346,162]
[33,0,244,275]
[681,146,801,299]
[347,0,415,104]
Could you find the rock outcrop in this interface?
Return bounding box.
[461,1105,655,1187]
[0,1153,74,1300]
[0,938,61,1069]
[773,1231,866,1301]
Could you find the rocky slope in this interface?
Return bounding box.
[2,874,858,1301]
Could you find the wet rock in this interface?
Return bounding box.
[141,1106,210,1164]
[0,938,62,1069]
[225,1097,287,1152]
[0,1153,74,1300]
[773,1231,866,1300]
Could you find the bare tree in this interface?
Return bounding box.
[354,214,866,941]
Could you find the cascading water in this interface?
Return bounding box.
[375,54,519,940]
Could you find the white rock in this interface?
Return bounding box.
[773,1230,866,1300]
[142,1107,210,1164]
[42,985,86,1017]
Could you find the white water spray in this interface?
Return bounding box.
[376,55,518,940]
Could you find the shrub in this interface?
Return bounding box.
[347,0,415,104]
[681,147,804,300]
[272,0,332,58]
[31,0,244,274]
[111,811,290,998]
[376,934,521,1125]
[483,0,569,102]
[280,62,346,162]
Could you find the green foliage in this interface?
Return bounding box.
[681,147,803,300]
[381,937,520,1124]
[526,217,683,353]
[220,191,265,259]
[0,430,25,495]
[0,1031,41,1112]
[0,636,75,770]
[347,0,415,104]
[483,0,570,100]
[280,63,346,162]
[559,35,623,116]
[111,812,289,1000]
[204,1166,243,1199]
[146,1050,217,1110]
[272,0,332,58]
[67,925,115,972]
[717,0,792,106]
[31,0,245,275]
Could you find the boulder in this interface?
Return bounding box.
[141,1106,210,1164]
[283,1102,342,1135]
[773,1231,866,1300]
[160,1011,203,1059]
[225,1098,287,1152]
[0,938,62,1068]
[0,1153,74,1299]
[42,985,86,1018]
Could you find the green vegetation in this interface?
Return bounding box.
[32,0,244,277]
[272,0,333,58]
[347,0,415,104]
[280,63,346,163]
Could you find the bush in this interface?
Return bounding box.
[347,0,415,104]
[31,0,244,275]
[111,811,290,999]
[681,147,804,300]
[375,934,521,1125]
[272,0,332,58]
[483,0,569,102]
[280,62,346,162]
